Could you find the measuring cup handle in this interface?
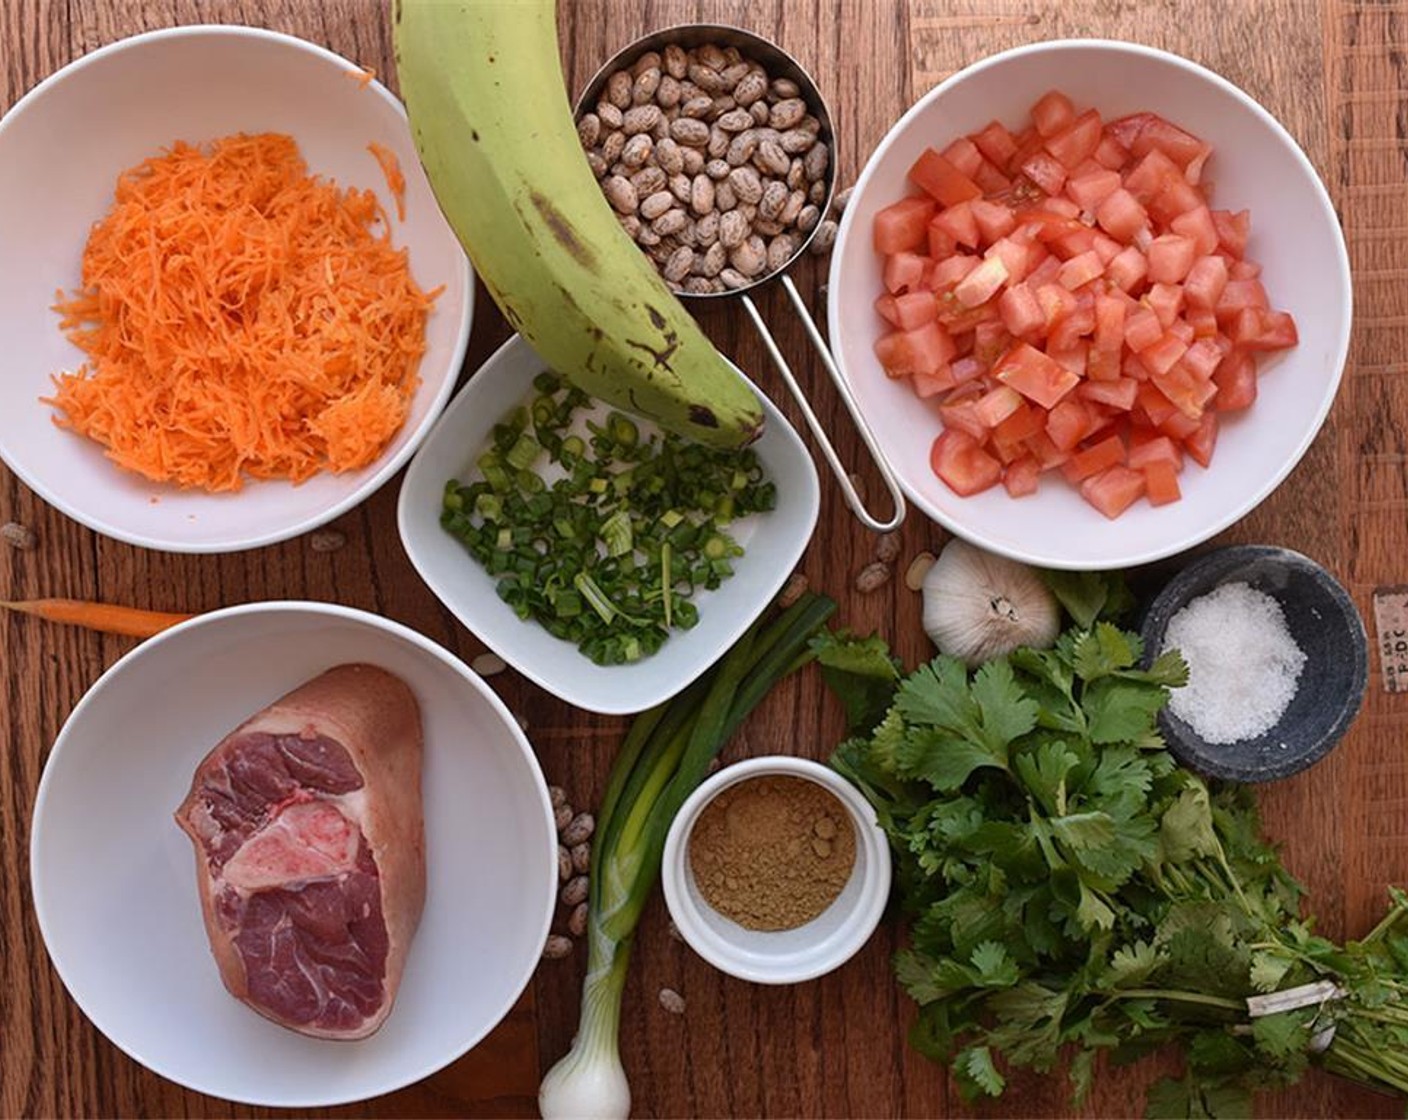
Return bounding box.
[738,283,906,533]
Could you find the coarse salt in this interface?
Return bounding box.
[1161,582,1306,745]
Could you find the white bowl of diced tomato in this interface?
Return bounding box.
[827,40,1350,570]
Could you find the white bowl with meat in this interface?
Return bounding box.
[29,602,556,1107]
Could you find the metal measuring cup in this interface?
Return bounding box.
[576,24,906,533]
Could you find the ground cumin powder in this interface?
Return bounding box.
[688,775,856,931]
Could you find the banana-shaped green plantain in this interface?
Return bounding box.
[394,0,765,449]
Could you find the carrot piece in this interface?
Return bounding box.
[0,599,193,638]
[367,141,408,222]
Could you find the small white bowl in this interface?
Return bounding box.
[397,334,820,716]
[30,602,556,1107]
[0,26,473,553]
[827,40,1351,570]
[661,757,891,985]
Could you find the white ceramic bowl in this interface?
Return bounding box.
[397,334,820,716]
[828,40,1351,570]
[0,26,473,553]
[661,757,891,985]
[30,602,555,1107]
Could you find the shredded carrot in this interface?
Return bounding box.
[0,598,194,638]
[45,132,439,492]
[346,64,376,88]
[368,142,407,221]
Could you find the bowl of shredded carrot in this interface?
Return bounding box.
[0,25,473,552]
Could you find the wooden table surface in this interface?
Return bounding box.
[3,1,1406,1117]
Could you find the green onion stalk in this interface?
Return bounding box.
[538,592,837,1119]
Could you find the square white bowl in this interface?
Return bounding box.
[826,40,1352,570]
[397,334,819,715]
[0,26,472,552]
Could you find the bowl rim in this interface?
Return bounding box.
[1138,543,1369,781]
[825,37,1354,570]
[0,23,474,555]
[395,332,822,716]
[28,599,556,1108]
[660,755,892,985]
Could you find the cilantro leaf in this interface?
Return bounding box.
[954,1045,1006,1100]
[1072,622,1142,679]
[1041,569,1134,628]
[812,630,902,734]
[895,656,980,732]
[970,941,1020,988]
[1249,950,1294,993]
[1104,940,1163,989]
[895,727,1006,792]
[970,658,1039,751]
[1161,784,1223,864]
[1013,741,1078,816]
[1083,675,1169,744]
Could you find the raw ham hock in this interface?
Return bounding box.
[175,663,425,1040]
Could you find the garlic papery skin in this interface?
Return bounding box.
[921,539,1060,665]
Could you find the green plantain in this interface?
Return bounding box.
[393,0,765,449]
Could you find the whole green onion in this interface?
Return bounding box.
[538,592,837,1119]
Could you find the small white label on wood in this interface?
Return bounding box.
[1372,585,1408,693]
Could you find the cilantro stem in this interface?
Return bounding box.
[1105,989,1245,1012]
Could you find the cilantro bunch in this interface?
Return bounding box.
[821,623,1408,1117]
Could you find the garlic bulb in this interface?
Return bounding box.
[921,539,1060,665]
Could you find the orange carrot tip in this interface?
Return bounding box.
[0,598,194,638]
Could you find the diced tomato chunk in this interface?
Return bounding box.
[999,283,1045,338]
[1105,112,1154,152]
[1078,377,1138,410]
[927,253,979,292]
[1095,188,1149,242]
[1146,235,1197,284]
[1212,209,1250,258]
[1124,149,1181,204]
[1128,435,1182,471]
[1129,115,1207,170]
[1147,283,1185,330]
[1094,133,1130,171]
[910,148,983,206]
[1021,150,1069,196]
[1045,109,1103,170]
[1081,465,1146,519]
[953,256,1010,308]
[884,251,927,294]
[972,121,1019,166]
[874,196,936,254]
[934,202,980,249]
[1179,337,1224,381]
[1171,206,1219,256]
[1136,382,1179,427]
[874,321,956,377]
[1141,332,1189,377]
[1213,350,1257,410]
[1184,413,1219,468]
[1153,364,1217,419]
[1031,91,1076,137]
[972,159,1012,195]
[972,385,1023,428]
[930,429,1002,496]
[995,343,1081,409]
[1057,250,1105,291]
[1105,245,1149,294]
[1003,455,1041,497]
[911,365,957,398]
[1067,434,1126,482]
[1046,396,1093,451]
[970,198,1017,244]
[1065,168,1122,212]
[1231,307,1299,351]
[875,294,901,327]
[889,290,938,330]
[1149,176,1204,224]
[1229,259,1262,280]
[985,237,1033,284]
[1125,307,1163,353]
[1183,255,1229,309]
[1143,460,1182,505]
[941,136,984,178]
